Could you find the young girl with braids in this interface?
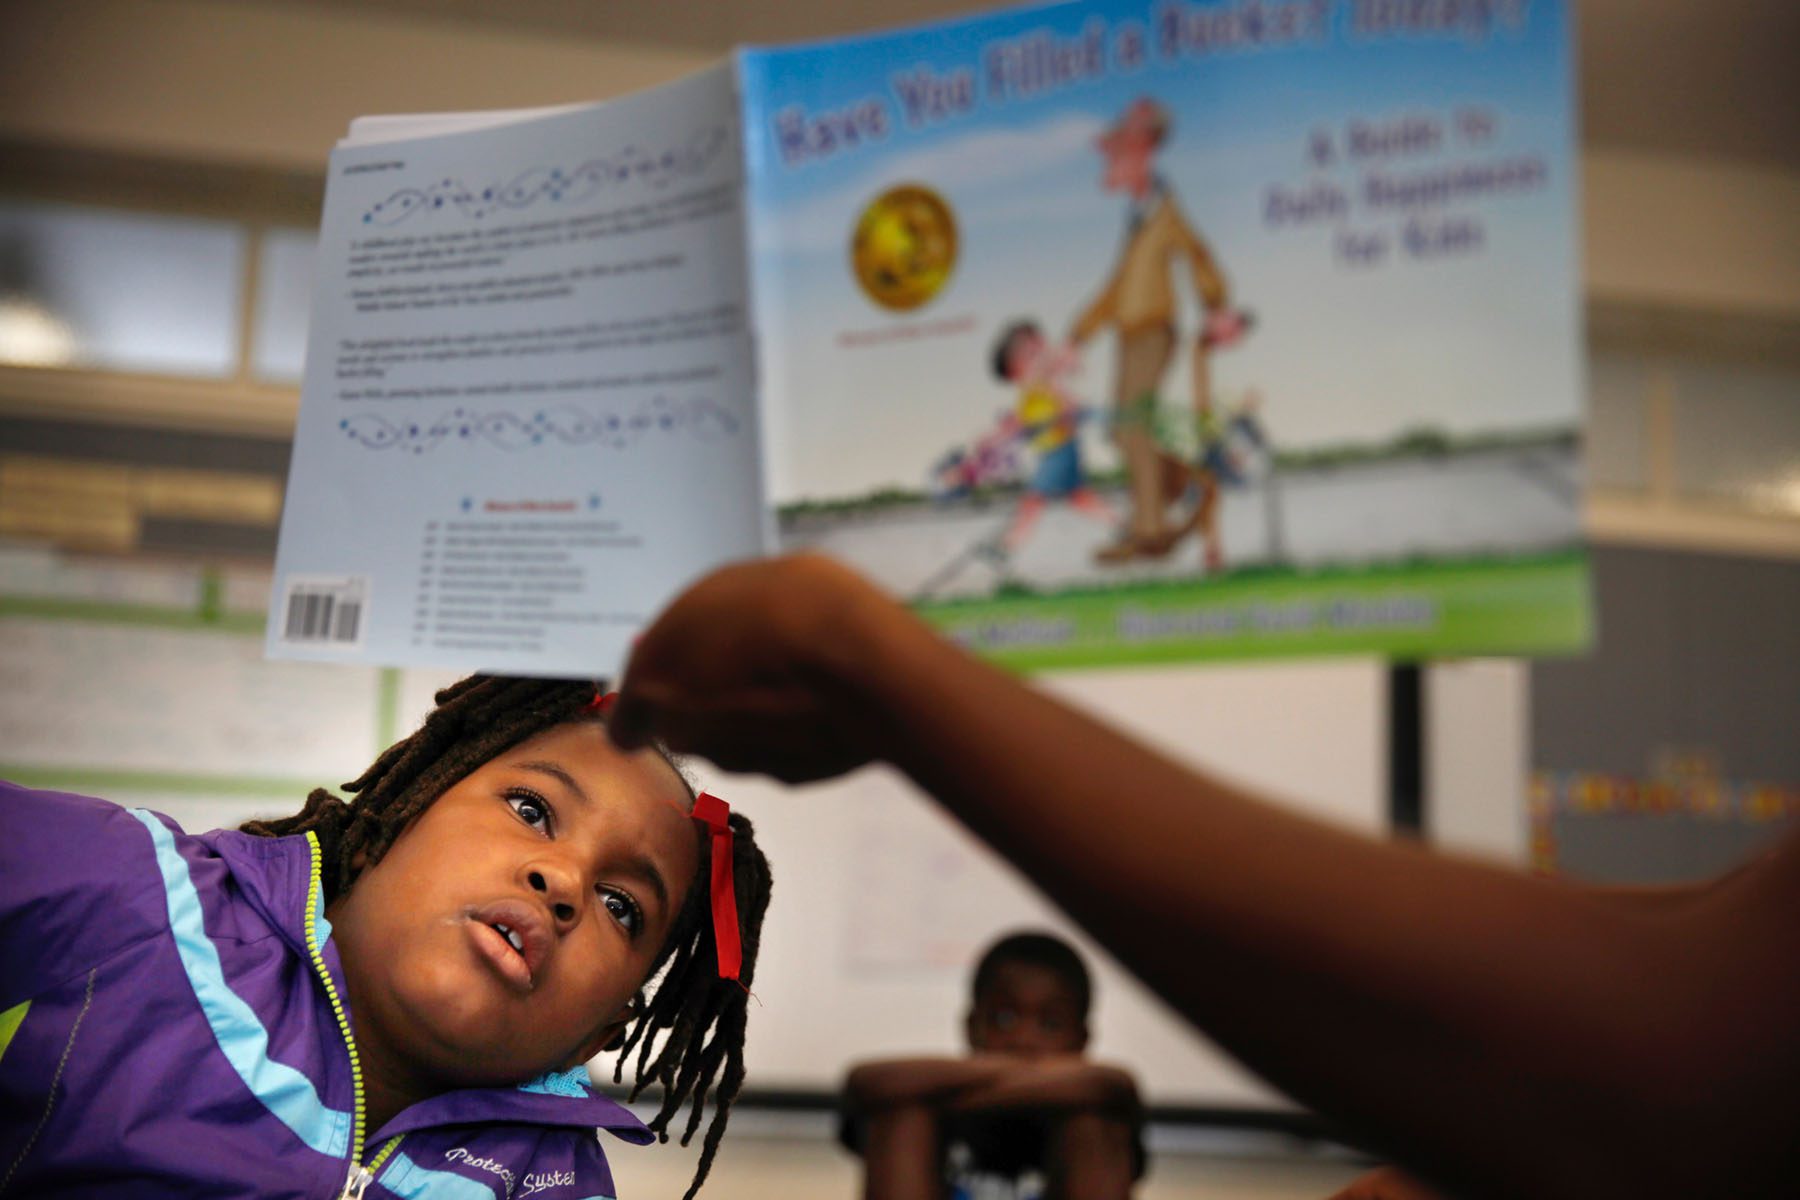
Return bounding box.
[0,675,771,1200]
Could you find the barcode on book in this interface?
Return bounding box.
[280,576,368,647]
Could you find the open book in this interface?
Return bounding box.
[270,0,1584,677]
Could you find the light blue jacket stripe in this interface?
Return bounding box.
[379,1150,503,1199]
[380,1150,616,1200]
[129,809,353,1159]
[312,873,334,944]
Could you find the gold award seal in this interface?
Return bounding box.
[850,184,959,312]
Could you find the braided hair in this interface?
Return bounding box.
[241,674,771,1198]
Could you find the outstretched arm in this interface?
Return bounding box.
[947,1059,1139,1119]
[844,1056,1016,1112]
[1068,274,1119,346]
[611,555,1800,1200]
[846,1055,1136,1117]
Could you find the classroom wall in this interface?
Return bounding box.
[0,0,709,171]
[4,0,1800,324]
[1582,151,1800,319]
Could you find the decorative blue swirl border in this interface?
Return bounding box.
[336,394,742,455]
[362,126,728,226]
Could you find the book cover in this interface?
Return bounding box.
[741,0,1586,669]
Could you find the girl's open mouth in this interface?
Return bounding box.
[464,899,551,992]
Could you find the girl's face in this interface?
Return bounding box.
[328,721,700,1091]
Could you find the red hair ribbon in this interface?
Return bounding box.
[689,792,741,982]
[590,691,741,983]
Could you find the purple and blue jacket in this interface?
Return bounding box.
[0,782,655,1199]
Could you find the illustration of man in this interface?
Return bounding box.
[1069,97,1246,565]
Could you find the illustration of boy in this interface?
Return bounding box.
[1068,97,1250,565]
[840,930,1144,1200]
[981,319,1116,565]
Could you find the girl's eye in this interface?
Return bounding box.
[599,888,642,937]
[506,791,552,832]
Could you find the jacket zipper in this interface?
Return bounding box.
[305,833,405,1199]
[335,1136,401,1200]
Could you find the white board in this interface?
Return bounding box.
[691,658,1385,1107]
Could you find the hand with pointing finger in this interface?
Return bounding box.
[608,555,900,782]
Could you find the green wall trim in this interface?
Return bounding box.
[376,667,402,751]
[0,595,265,636]
[0,765,317,799]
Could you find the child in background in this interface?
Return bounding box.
[0,675,771,1200]
[841,930,1144,1200]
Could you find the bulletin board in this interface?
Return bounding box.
[1529,544,1800,885]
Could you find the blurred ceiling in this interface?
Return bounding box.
[282,0,1800,171]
